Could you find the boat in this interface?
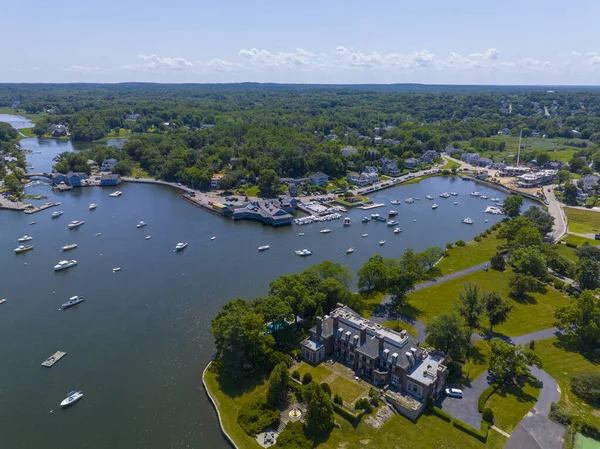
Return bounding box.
[370,213,381,219]
[413,197,420,201]
[18,236,33,242]
[258,245,270,251]
[450,192,458,196]
[136,221,147,228]
[470,192,481,197]
[89,203,97,210]
[393,228,402,234]
[374,215,387,222]
[14,245,33,254]
[425,195,434,200]
[462,218,474,225]
[298,233,305,236]
[481,195,490,200]
[0,299,6,304]
[361,217,370,223]
[346,247,355,254]
[113,267,121,272]
[379,240,386,246]
[95,233,101,237]
[432,204,438,209]
[210,236,216,240]
[405,198,414,204]
[62,296,84,309]
[485,206,504,215]
[51,211,63,218]
[145,236,152,240]
[439,192,450,198]
[343,217,351,227]
[387,220,399,226]
[362,234,368,237]
[60,390,84,407]
[67,220,84,229]
[29,221,36,225]
[491,198,500,202]
[390,200,400,205]
[295,249,312,256]
[454,201,458,205]
[108,191,122,197]
[320,229,331,234]
[388,210,398,217]
[54,260,78,271]
[62,244,77,251]
[175,242,188,251]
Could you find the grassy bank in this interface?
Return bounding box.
[565,208,600,235]
[437,230,503,275]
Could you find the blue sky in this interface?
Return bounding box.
[4,0,600,84]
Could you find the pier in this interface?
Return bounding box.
[41,351,66,367]
[23,202,61,214]
[358,203,386,210]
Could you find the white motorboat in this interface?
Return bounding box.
[390,200,400,205]
[320,229,331,234]
[379,240,386,246]
[481,195,490,200]
[60,390,84,407]
[393,228,402,234]
[470,192,481,197]
[295,249,312,256]
[210,236,216,240]
[67,220,84,229]
[361,217,370,223]
[450,192,458,196]
[145,236,152,240]
[62,296,84,309]
[362,234,368,237]
[95,233,101,237]
[387,220,399,226]
[370,213,381,219]
[18,236,33,242]
[343,217,351,227]
[51,211,63,218]
[113,267,121,272]
[462,217,474,225]
[432,204,438,209]
[405,198,414,204]
[29,221,36,225]
[175,242,188,251]
[54,260,78,271]
[425,195,434,200]
[454,202,458,205]
[14,245,33,254]
[388,210,398,217]
[258,245,270,251]
[491,198,500,202]
[89,203,98,210]
[62,244,77,251]
[108,191,122,197]
[136,221,147,228]
[439,192,450,198]
[485,206,504,215]
[0,299,6,304]
[346,247,355,254]
[298,233,305,236]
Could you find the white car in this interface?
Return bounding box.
[445,388,463,398]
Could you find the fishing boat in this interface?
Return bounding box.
[258,245,270,251]
[14,245,33,254]
[136,221,147,228]
[108,191,122,197]
[320,229,331,234]
[60,390,84,407]
[432,204,438,209]
[470,192,481,197]
[462,217,474,225]
[18,236,33,242]
[89,203,98,210]
[361,217,370,223]
[54,260,78,271]
[62,296,84,309]
[67,220,84,229]
[393,228,402,234]
[175,242,188,251]
[387,220,399,227]
[405,198,414,204]
[343,217,351,227]
[379,240,386,246]
[51,211,63,218]
[390,200,400,205]
[346,247,355,254]
[425,195,434,200]
[388,210,398,217]
[62,244,77,251]
[145,236,152,240]
[295,249,312,256]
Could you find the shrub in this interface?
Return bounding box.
[566,241,578,248]
[332,402,365,426]
[490,253,506,271]
[482,407,494,423]
[446,242,454,250]
[549,402,573,425]
[268,351,292,368]
[354,398,373,413]
[237,397,280,436]
[441,250,450,258]
[455,240,466,247]
[320,382,331,397]
[528,340,535,350]
[474,236,482,242]
[276,422,312,449]
[553,279,566,290]
[333,394,343,405]
[292,370,300,381]
[430,406,452,422]
[452,418,488,442]
[571,372,600,405]
[301,372,312,385]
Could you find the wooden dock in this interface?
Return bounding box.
[23,202,61,214]
[41,351,66,367]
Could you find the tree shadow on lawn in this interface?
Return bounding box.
[493,378,539,404]
[553,335,600,365]
[509,292,538,305]
[215,368,270,399]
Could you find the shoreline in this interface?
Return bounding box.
[202,362,240,449]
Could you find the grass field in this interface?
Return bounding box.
[294,362,333,384]
[565,207,600,235]
[477,136,582,163]
[329,376,368,404]
[461,340,491,383]
[404,268,570,336]
[382,320,417,337]
[245,185,259,197]
[534,338,600,430]
[553,242,579,263]
[563,234,600,247]
[485,380,540,433]
[18,127,35,137]
[437,231,503,275]
[104,129,134,139]
[357,291,387,318]
[441,159,461,170]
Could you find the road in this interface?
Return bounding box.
[544,185,568,242]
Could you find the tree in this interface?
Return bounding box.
[569,157,585,173]
[257,168,280,198]
[510,246,547,278]
[425,313,472,359]
[254,295,292,343]
[303,382,334,435]
[555,290,600,352]
[498,217,535,244]
[522,206,555,236]
[482,291,513,334]
[575,244,600,262]
[488,338,542,382]
[513,225,543,249]
[535,152,550,166]
[357,255,387,292]
[318,278,349,314]
[571,372,600,405]
[455,283,483,330]
[269,274,312,327]
[112,160,133,176]
[509,273,539,298]
[420,246,443,271]
[305,260,353,289]
[557,170,572,186]
[564,183,578,205]
[386,264,419,307]
[503,195,524,218]
[490,253,506,271]
[267,362,290,407]
[577,259,600,290]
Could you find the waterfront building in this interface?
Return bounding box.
[52,173,69,186]
[499,166,531,177]
[346,172,364,186]
[517,170,558,187]
[288,182,298,197]
[300,305,447,418]
[101,158,118,171]
[232,200,292,226]
[477,157,493,167]
[308,172,329,186]
[461,152,480,165]
[419,150,440,164]
[48,124,67,137]
[360,172,378,184]
[66,172,88,187]
[404,158,419,169]
[99,174,121,186]
[210,174,225,189]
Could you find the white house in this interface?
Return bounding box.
[346,172,363,186]
[101,158,118,172]
[360,172,379,184]
[308,172,329,186]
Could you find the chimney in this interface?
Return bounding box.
[333,315,339,332]
[360,327,367,344]
[378,335,385,353]
[316,317,323,337]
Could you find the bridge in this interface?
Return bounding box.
[24,172,53,180]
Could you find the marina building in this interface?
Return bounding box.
[232,200,293,227]
[499,166,531,177]
[99,174,121,186]
[517,170,558,187]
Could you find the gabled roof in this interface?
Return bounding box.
[309,172,328,179]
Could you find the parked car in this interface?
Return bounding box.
[445,388,463,398]
[595,234,600,241]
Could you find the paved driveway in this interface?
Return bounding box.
[436,370,490,429]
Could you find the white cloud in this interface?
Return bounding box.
[238,48,316,69]
[64,65,100,72]
[590,56,600,65]
[135,54,194,70]
[484,48,499,60]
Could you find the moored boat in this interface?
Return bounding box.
[462,217,474,225]
[387,220,398,226]
[346,247,355,254]
[108,191,122,197]
[62,296,84,309]
[390,200,400,205]
[295,249,312,256]
[62,244,77,251]
[136,221,147,228]
[432,204,438,209]
[439,192,450,198]
[67,220,84,229]
[51,211,63,218]
[320,229,331,234]
[361,217,370,223]
[175,242,188,251]
[425,195,434,200]
[29,221,36,225]
[470,192,481,197]
[450,192,458,196]
[258,245,270,251]
[89,203,98,210]
[60,390,84,407]
[14,245,33,254]
[54,260,78,271]
[393,228,402,234]
[362,233,368,237]
[18,235,33,242]
[388,210,398,217]
[379,240,386,246]
[145,236,152,240]
[405,198,414,204]
[343,217,351,227]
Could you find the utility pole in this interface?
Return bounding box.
[516,128,523,167]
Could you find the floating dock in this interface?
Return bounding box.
[41,351,66,367]
[23,202,61,214]
[358,203,386,210]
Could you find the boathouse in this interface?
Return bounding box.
[99,173,121,186]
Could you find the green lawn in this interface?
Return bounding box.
[478,136,582,163]
[441,159,461,170]
[563,234,600,247]
[294,361,332,384]
[461,340,491,383]
[357,291,387,318]
[245,185,259,197]
[534,338,600,430]
[18,127,35,137]
[552,242,579,263]
[329,376,367,404]
[104,129,134,139]
[437,231,504,275]
[486,380,540,433]
[404,268,570,337]
[382,320,418,337]
[131,165,150,179]
[565,208,600,235]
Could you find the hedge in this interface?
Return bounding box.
[332,402,365,426]
[478,381,502,413]
[452,418,488,442]
[430,406,452,422]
